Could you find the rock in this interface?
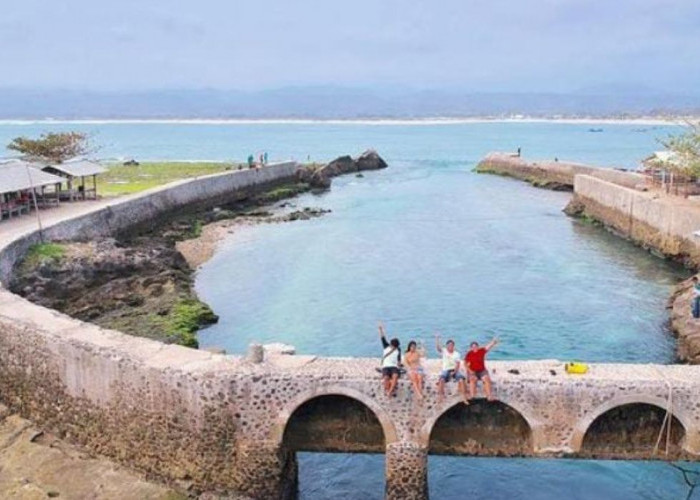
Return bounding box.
[355,149,388,171]
[295,150,388,190]
[246,343,264,363]
[10,238,216,347]
[263,343,296,356]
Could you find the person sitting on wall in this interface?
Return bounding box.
[435,334,468,403]
[691,276,700,319]
[465,337,499,401]
[379,322,402,397]
[404,340,425,401]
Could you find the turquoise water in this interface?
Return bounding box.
[0,121,696,499]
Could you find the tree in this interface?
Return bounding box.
[7,132,91,163]
[660,122,700,178]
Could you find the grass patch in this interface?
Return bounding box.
[98,162,239,196]
[189,219,203,239]
[161,299,219,348]
[22,243,65,270]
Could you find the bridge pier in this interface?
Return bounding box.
[235,441,297,499]
[385,442,429,500]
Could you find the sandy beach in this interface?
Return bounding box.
[0,116,695,126]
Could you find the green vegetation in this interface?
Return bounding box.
[157,299,219,348]
[22,243,66,271]
[189,219,203,239]
[254,182,311,203]
[7,132,90,163]
[98,162,240,196]
[656,122,700,178]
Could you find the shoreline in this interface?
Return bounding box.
[0,116,692,126]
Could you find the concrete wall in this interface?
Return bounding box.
[0,161,299,285]
[477,153,646,190]
[571,174,700,268]
[2,163,700,499]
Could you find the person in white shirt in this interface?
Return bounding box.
[379,322,402,396]
[435,333,468,403]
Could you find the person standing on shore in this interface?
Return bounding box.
[435,334,467,403]
[247,154,254,168]
[263,151,268,165]
[378,322,401,397]
[465,338,499,401]
[405,340,425,400]
[691,276,700,319]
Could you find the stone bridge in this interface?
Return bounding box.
[1,163,699,499]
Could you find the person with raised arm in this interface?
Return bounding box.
[435,333,468,403]
[465,337,499,401]
[378,322,401,397]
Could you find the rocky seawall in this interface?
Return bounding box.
[476,153,700,364]
[475,152,645,191]
[7,151,386,349]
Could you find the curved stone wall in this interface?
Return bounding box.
[1,163,700,500]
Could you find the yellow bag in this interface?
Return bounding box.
[565,362,589,374]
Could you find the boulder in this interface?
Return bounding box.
[324,155,356,176]
[295,150,388,190]
[355,149,388,171]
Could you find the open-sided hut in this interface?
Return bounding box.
[642,151,700,196]
[0,160,64,219]
[43,159,106,200]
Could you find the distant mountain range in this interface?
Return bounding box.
[0,87,698,119]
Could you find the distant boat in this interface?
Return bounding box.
[588,128,604,133]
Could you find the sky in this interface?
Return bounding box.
[1,0,700,94]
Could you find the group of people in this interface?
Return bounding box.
[247,152,269,168]
[378,322,499,403]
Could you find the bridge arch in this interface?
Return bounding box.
[571,394,691,455]
[270,385,399,448]
[419,395,541,454]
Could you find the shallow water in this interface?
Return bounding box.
[0,121,696,499]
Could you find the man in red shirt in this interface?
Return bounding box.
[465,337,499,401]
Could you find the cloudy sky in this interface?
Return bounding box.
[1,0,699,94]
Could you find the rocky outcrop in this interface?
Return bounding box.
[10,238,217,347]
[669,277,700,364]
[296,149,388,188]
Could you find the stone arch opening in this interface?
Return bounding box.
[428,400,533,456]
[282,394,387,453]
[580,403,686,458]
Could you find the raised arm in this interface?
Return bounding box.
[485,337,499,352]
[434,333,442,354]
[378,322,389,348]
